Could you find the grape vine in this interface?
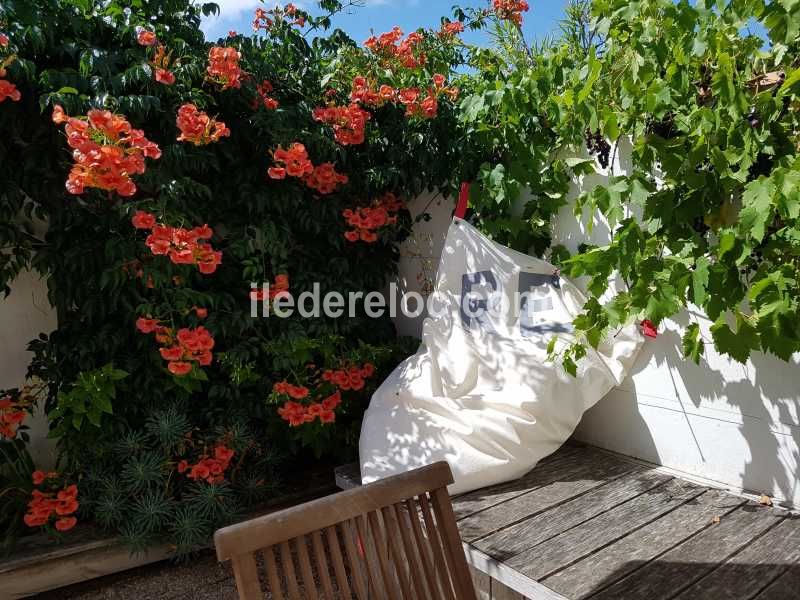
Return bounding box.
[458,0,800,368]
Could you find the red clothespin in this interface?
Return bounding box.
[454,181,470,219]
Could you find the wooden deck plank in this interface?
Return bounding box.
[336,444,584,499]
[672,515,800,600]
[537,442,585,465]
[472,470,672,560]
[588,502,787,600]
[751,564,800,599]
[456,452,645,544]
[540,488,746,599]
[506,477,706,582]
[458,465,648,547]
[452,445,591,520]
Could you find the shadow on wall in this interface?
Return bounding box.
[582,312,800,508]
[729,354,800,510]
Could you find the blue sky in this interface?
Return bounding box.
[201,0,571,46]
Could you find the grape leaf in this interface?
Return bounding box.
[779,66,800,96]
[564,157,596,176]
[774,168,800,220]
[682,322,705,364]
[577,48,601,103]
[692,256,710,306]
[739,177,775,242]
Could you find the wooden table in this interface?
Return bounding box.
[336,443,800,600]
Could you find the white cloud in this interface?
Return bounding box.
[201,0,262,35]
[201,0,402,37]
[203,0,316,36]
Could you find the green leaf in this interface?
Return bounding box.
[577,48,601,103]
[711,52,745,117]
[645,80,671,116]
[779,66,800,97]
[72,413,84,431]
[602,109,619,140]
[563,355,577,377]
[692,257,710,306]
[739,177,775,242]
[460,94,485,122]
[86,408,102,427]
[94,393,113,414]
[48,423,66,439]
[564,157,595,176]
[774,168,800,220]
[682,323,705,364]
[111,369,129,380]
[629,178,650,206]
[757,316,797,361]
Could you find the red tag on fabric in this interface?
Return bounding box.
[455,182,470,219]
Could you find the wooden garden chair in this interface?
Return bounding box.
[214,461,478,600]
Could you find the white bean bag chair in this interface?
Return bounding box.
[359,218,643,495]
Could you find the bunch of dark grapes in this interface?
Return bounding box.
[584,129,611,169]
[646,113,678,139]
[748,152,774,179]
[692,216,709,235]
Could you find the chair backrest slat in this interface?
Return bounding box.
[295,535,320,600]
[311,530,336,599]
[392,502,432,599]
[262,547,284,600]
[214,461,478,600]
[356,513,391,598]
[324,525,353,599]
[367,510,403,600]
[279,540,302,600]
[418,493,458,600]
[380,505,416,600]
[431,488,479,600]
[404,497,446,599]
[340,519,370,600]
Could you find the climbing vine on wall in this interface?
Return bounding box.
[456,0,800,369]
[0,0,465,553]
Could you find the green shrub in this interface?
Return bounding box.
[0,0,462,553]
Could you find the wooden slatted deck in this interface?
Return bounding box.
[336,443,800,600]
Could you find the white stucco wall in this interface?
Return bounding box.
[0,270,58,468]
[393,149,800,508]
[390,192,455,339]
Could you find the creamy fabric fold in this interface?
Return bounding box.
[360,218,642,495]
